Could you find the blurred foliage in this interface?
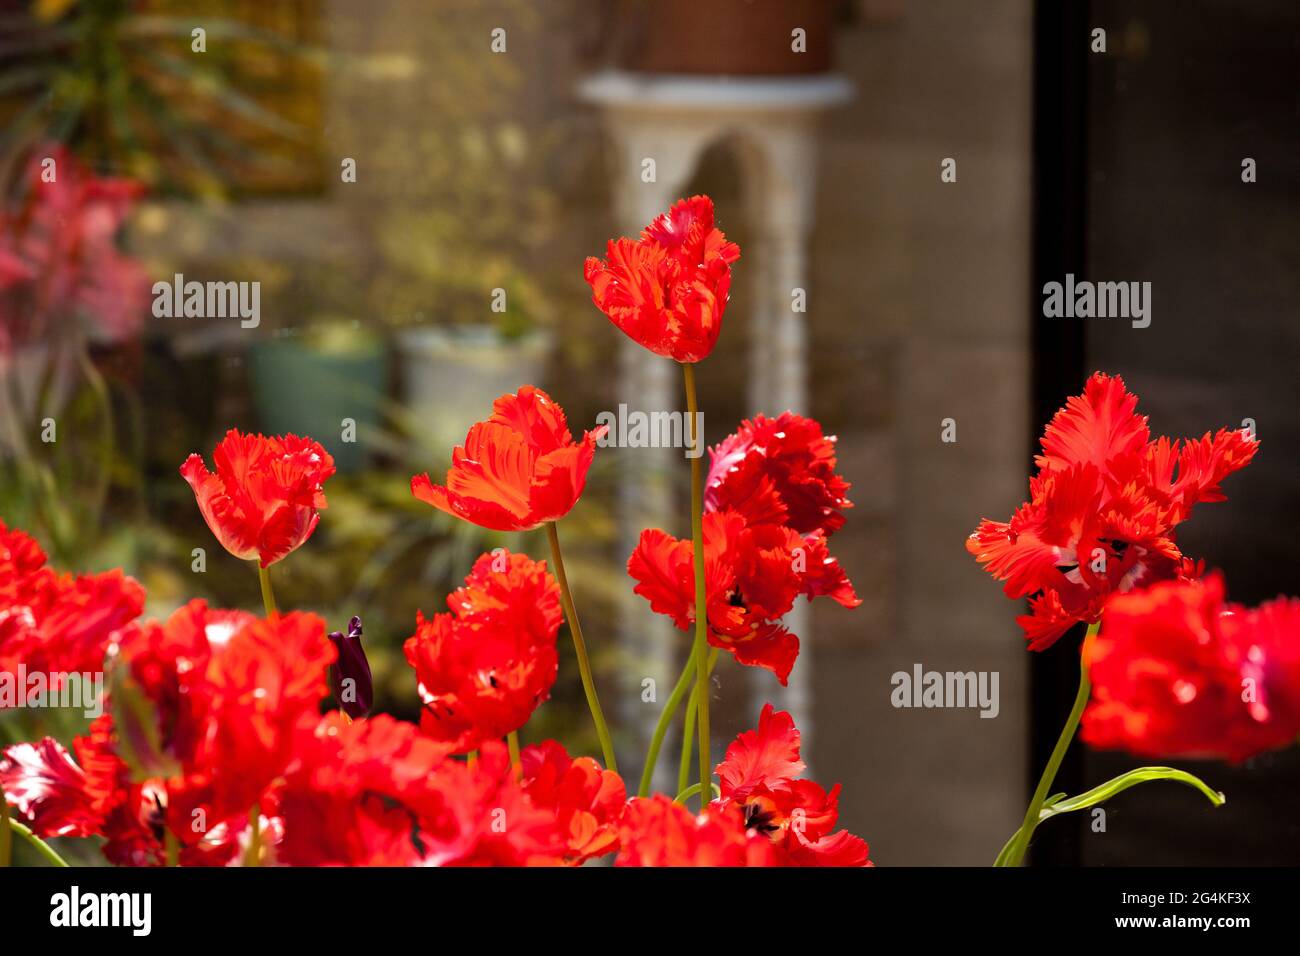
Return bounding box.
[0,0,645,791]
[278,0,562,336]
[0,0,327,197]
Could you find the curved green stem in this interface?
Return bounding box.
[257,562,277,617]
[681,362,711,800]
[7,818,70,867]
[673,781,721,805]
[1000,620,1099,867]
[546,522,618,773]
[638,653,697,797]
[993,829,1018,867]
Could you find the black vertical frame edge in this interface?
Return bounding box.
[1027,0,1090,866]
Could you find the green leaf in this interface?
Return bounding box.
[993,769,1224,866]
[1038,766,1225,822]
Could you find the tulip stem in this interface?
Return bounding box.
[673,781,721,806]
[5,818,69,867]
[681,361,711,802]
[257,563,278,617]
[678,680,698,798]
[507,732,522,779]
[638,652,697,797]
[244,804,261,867]
[678,649,718,802]
[1000,620,1099,867]
[546,521,618,773]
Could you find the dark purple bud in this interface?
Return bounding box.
[327,615,373,719]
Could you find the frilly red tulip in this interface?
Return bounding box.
[1082,574,1300,763]
[584,195,740,363]
[628,509,859,684]
[615,794,774,867]
[519,740,626,864]
[0,520,144,698]
[404,550,562,753]
[714,704,872,866]
[181,429,336,568]
[411,386,605,532]
[706,412,853,537]
[968,372,1258,650]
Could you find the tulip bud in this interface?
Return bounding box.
[327,616,373,719]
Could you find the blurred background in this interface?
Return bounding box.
[0,0,1295,865]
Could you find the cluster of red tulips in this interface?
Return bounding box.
[0,196,870,867]
[3,194,1297,868]
[970,371,1300,864]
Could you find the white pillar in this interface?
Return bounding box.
[578,72,851,782]
[598,118,707,784]
[739,122,819,755]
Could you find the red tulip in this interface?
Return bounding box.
[584,195,740,363]
[0,520,144,696]
[968,372,1258,650]
[0,737,100,839]
[1083,574,1300,763]
[706,412,853,537]
[615,794,774,867]
[278,713,457,866]
[519,740,626,864]
[161,610,335,840]
[411,386,605,532]
[713,704,872,866]
[403,550,562,753]
[415,741,567,866]
[181,429,336,568]
[628,510,859,684]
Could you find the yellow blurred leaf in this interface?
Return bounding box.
[32,0,76,23]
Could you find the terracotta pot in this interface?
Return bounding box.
[620,0,837,75]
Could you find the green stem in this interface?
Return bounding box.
[546,521,618,773]
[244,804,261,867]
[678,648,718,800]
[1001,620,1099,867]
[165,829,179,867]
[679,679,699,798]
[507,731,522,779]
[682,362,711,799]
[257,562,277,617]
[637,653,697,797]
[6,818,70,867]
[673,781,721,805]
[993,829,1018,868]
